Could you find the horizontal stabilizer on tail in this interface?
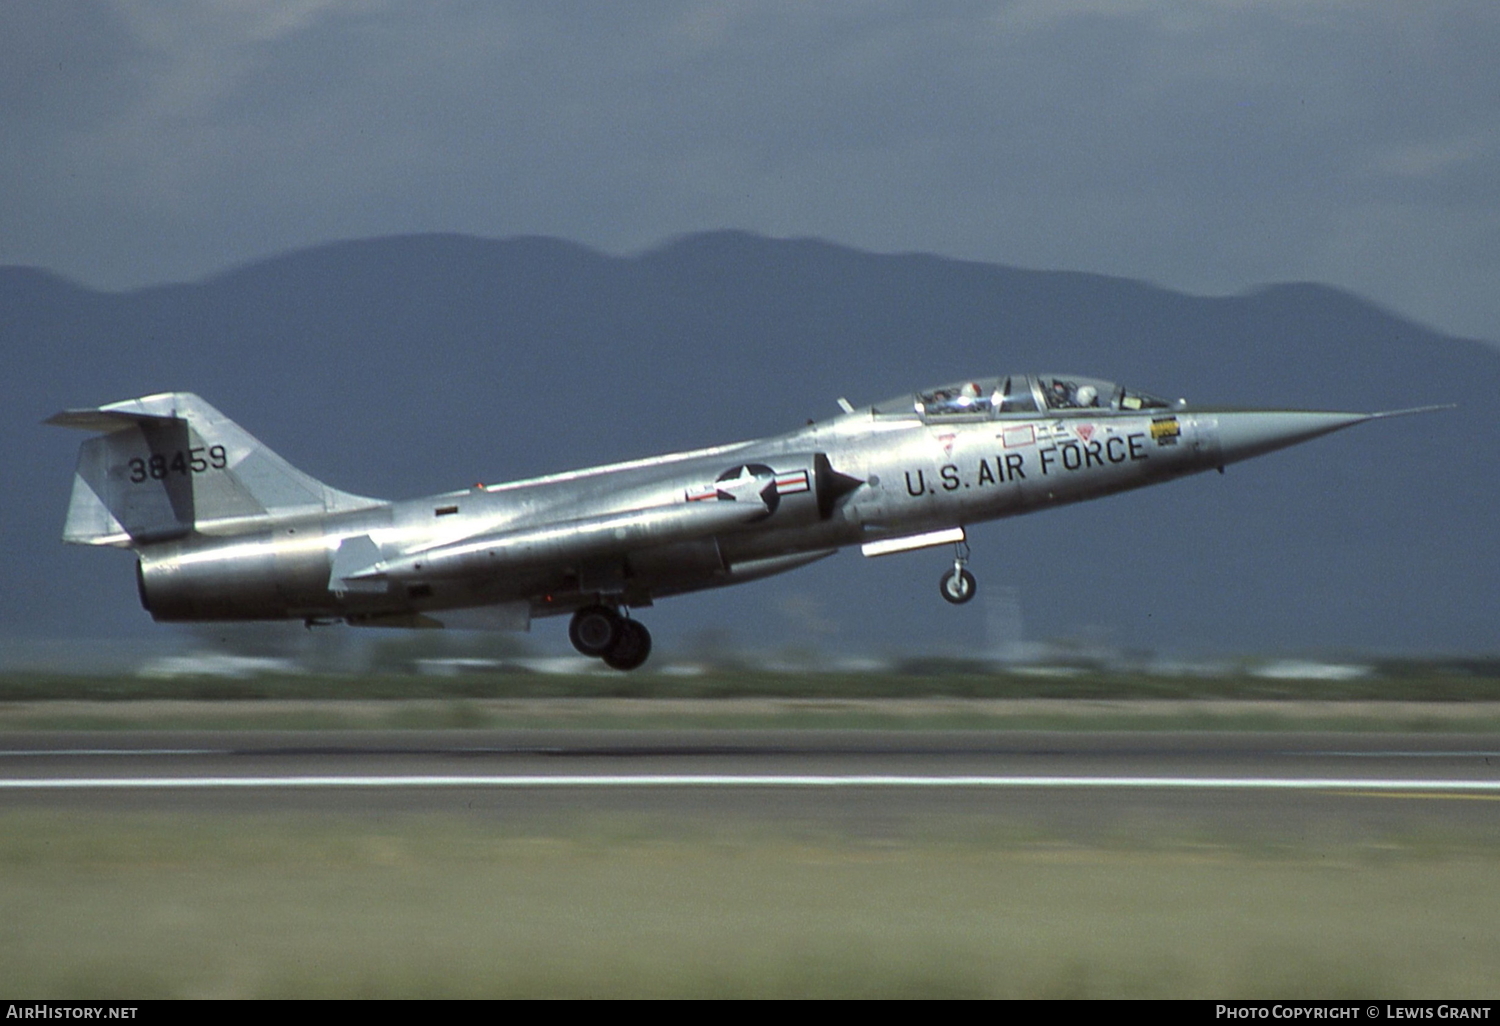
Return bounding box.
[47,408,181,432]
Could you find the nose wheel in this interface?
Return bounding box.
[939,541,977,604]
[568,604,653,671]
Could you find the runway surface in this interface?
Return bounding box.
[4,729,1499,840]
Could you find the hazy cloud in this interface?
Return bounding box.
[3,1,1497,339]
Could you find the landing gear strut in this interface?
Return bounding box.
[568,604,653,671]
[939,540,976,605]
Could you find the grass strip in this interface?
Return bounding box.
[3,811,1498,998]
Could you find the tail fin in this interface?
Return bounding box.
[48,392,384,546]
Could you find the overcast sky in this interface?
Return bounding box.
[4,1,1498,343]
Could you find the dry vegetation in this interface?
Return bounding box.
[3,812,1499,998]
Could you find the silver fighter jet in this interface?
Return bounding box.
[50,376,1440,670]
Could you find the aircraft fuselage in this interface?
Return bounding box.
[52,374,1432,669]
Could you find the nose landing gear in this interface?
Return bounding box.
[568,604,653,670]
[939,540,977,604]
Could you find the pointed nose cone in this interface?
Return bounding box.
[1211,410,1374,467]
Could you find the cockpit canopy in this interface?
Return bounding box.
[873,375,1174,419]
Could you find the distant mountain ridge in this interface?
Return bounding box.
[8,231,1497,655]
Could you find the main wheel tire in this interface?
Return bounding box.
[569,605,622,656]
[602,618,652,671]
[939,567,977,605]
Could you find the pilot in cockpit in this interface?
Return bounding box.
[1044,378,1103,410]
[922,381,989,416]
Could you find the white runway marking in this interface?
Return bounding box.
[1308,751,1500,758]
[0,749,222,757]
[2,775,1500,791]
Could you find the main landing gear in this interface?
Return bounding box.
[569,604,652,671]
[939,540,977,605]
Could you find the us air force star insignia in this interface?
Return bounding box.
[715,464,780,513]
